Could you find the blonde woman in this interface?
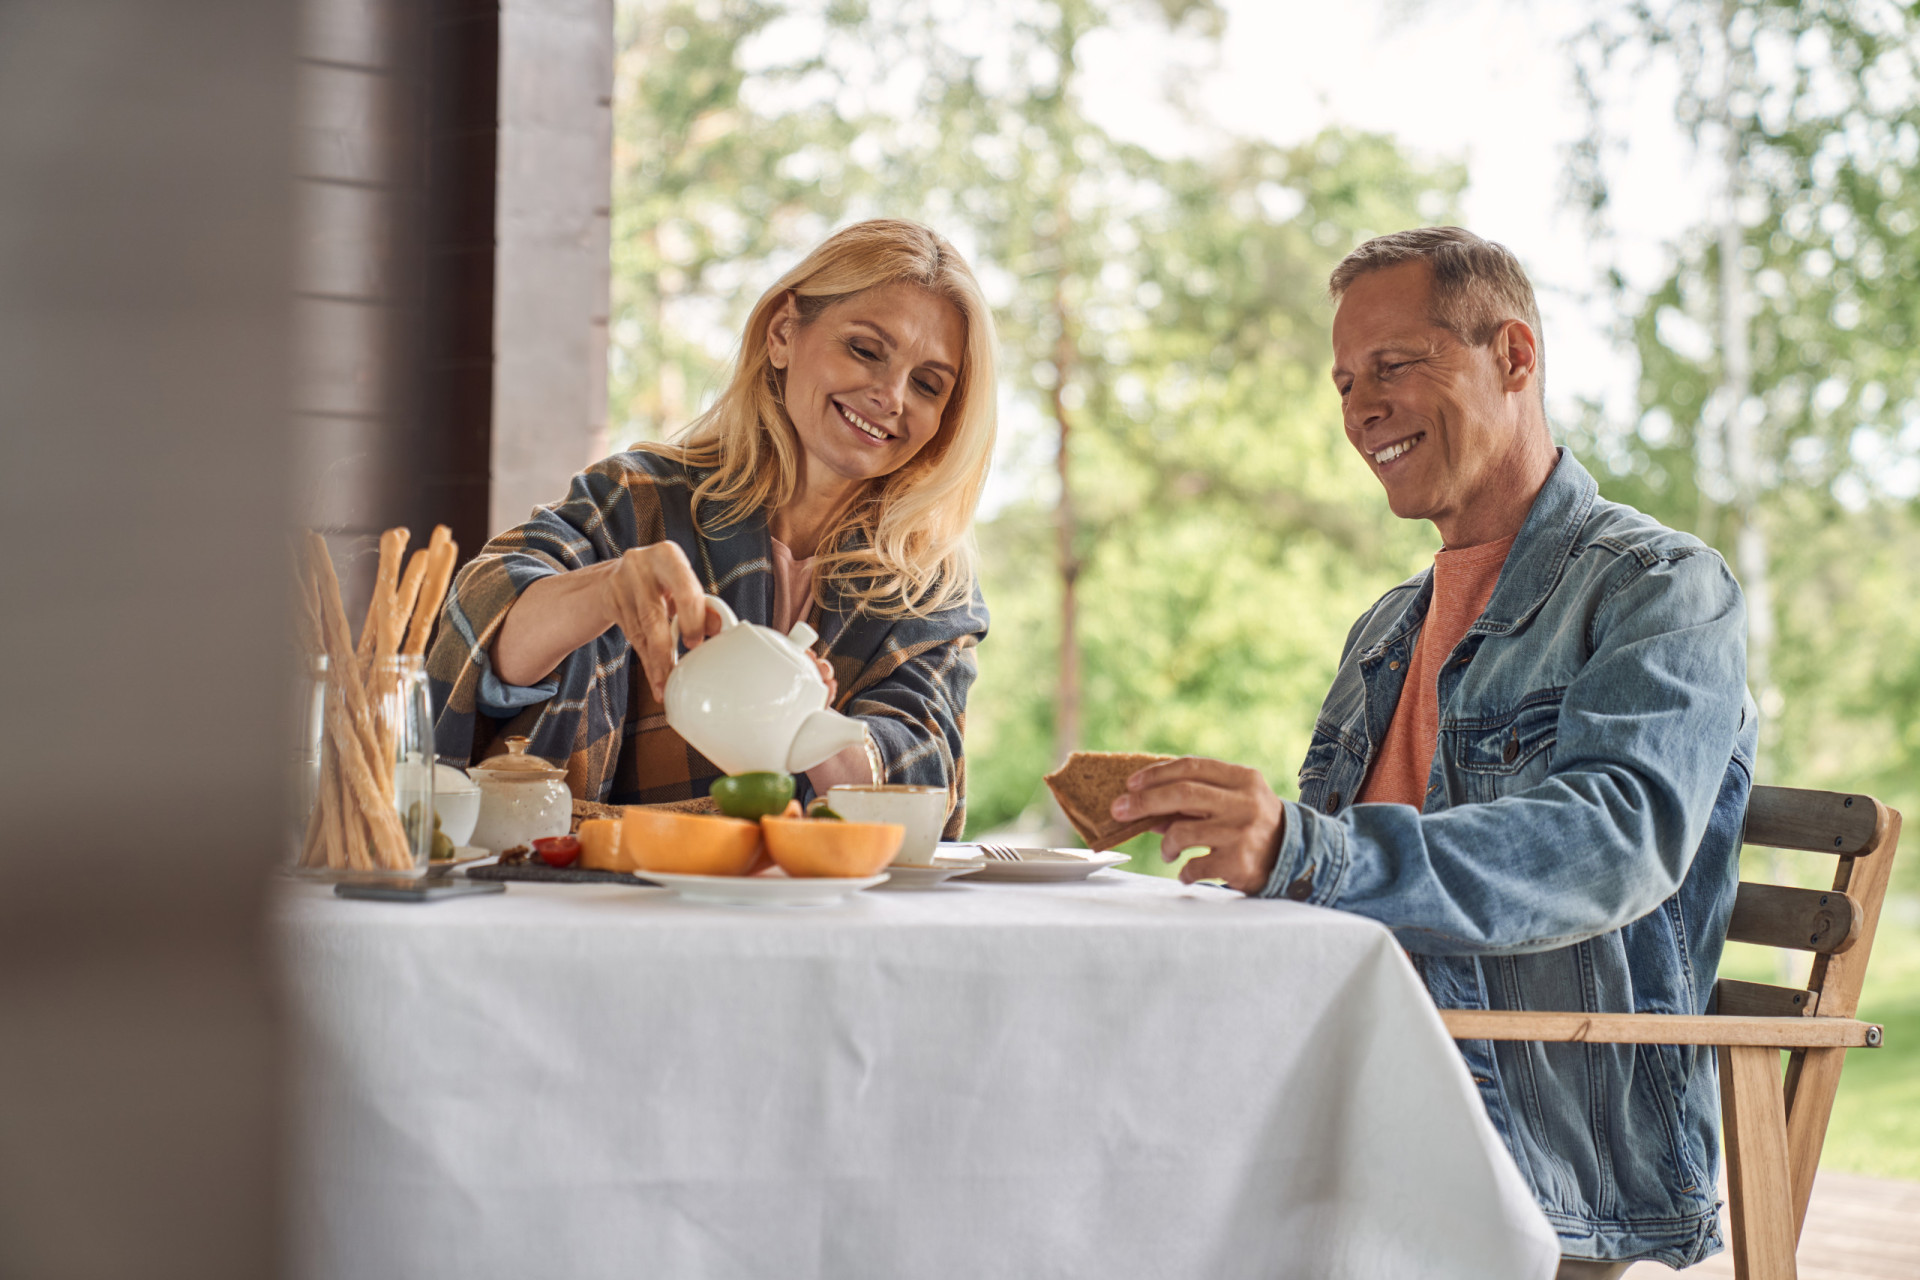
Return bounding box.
[428,220,996,835]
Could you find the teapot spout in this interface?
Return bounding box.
[786,709,870,774]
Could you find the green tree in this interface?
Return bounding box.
[608,0,864,441]
[1568,0,1920,812]
[1568,0,1920,1180]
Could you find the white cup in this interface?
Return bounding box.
[827,785,949,866]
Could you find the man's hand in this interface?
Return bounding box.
[1109,756,1287,894]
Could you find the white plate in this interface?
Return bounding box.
[642,868,889,906]
[938,844,1131,883]
[873,854,986,889]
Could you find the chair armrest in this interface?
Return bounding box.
[1439,1010,1882,1049]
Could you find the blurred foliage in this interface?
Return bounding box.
[1567,0,1920,833]
[1571,0,1920,1182]
[608,0,1461,865]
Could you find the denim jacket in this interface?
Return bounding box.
[1262,449,1756,1267]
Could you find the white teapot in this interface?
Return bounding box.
[664,594,870,776]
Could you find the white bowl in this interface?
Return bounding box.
[433,763,481,846]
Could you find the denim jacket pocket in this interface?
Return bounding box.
[1447,690,1564,804]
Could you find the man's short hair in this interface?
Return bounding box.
[1328,226,1545,397]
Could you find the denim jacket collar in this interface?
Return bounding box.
[1474,447,1598,636]
[1367,446,1598,659]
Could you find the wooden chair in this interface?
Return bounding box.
[1439,786,1903,1280]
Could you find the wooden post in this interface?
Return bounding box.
[1720,1043,1799,1279]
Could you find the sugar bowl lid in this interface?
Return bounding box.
[468,735,566,782]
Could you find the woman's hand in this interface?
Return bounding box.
[489,541,720,700]
[599,543,722,702]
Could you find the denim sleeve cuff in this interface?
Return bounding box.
[1258,800,1346,905]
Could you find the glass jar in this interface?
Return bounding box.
[289,653,329,868]
[292,653,435,878]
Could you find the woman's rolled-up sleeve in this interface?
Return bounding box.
[837,588,989,839]
[427,459,659,767]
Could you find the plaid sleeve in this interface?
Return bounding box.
[428,457,668,796]
[835,586,989,839]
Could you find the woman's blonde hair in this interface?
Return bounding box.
[644,219,997,617]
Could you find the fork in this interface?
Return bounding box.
[977,843,1028,862]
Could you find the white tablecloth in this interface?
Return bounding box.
[282,871,1557,1279]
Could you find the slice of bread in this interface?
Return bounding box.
[1043,751,1175,851]
[570,795,716,832]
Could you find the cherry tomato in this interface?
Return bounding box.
[533,835,581,868]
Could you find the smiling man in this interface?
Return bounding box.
[1116,228,1757,1276]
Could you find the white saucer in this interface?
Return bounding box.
[939,844,1130,883]
[642,868,889,906]
[873,854,986,889]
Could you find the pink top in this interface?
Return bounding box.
[770,537,875,791]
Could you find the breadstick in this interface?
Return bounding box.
[298,774,325,867]
[337,764,372,870]
[369,547,423,786]
[307,532,395,802]
[402,537,459,657]
[357,528,410,664]
[296,570,325,659]
[324,741,356,869]
[324,689,408,868]
[307,532,415,868]
[388,550,429,654]
[299,739,337,869]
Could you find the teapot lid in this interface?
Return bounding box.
[468,735,567,781]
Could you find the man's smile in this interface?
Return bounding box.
[1370,431,1426,467]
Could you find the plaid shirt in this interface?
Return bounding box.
[428,450,988,836]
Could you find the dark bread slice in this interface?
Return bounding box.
[1043,751,1175,851]
[570,795,717,832]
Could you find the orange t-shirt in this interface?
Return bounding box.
[1357,534,1515,810]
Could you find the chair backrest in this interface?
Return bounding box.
[1713,784,1904,1236]
[1716,787,1901,1021]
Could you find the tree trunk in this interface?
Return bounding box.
[1052,280,1081,771]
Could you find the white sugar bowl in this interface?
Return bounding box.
[466,736,571,853]
[432,763,482,847]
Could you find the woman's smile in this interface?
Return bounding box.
[833,398,895,445]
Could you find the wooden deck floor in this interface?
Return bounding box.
[1622,1172,1920,1279]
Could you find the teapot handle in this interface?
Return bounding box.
[666,593,738,663]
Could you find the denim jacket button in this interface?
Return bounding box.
[1502,738,1519,764]
[1284,870,1314,901]
[1325,790,1342,813]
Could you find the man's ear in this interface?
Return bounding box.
[1495,318,1539,395]
[766,292,799,370]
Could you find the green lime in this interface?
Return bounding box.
[805,798,844,821]
[711,771,796,820]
